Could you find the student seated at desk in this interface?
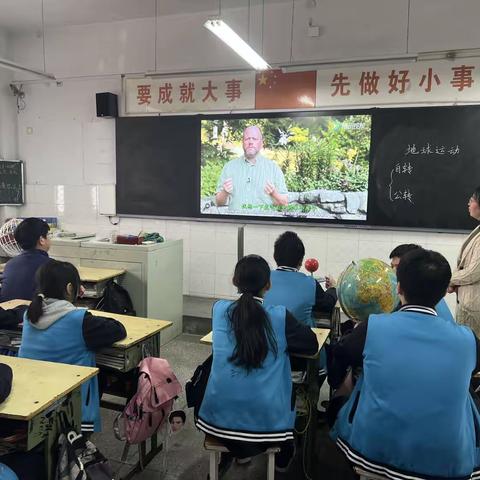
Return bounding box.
[196,255,318,474]
[0,218,51,302]
[390,243,453,321]
[264,231,337,326]
[329,249,480,479]
[18,259,126,433]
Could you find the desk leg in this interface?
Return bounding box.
[304,358,319,479]
[118,434,163,480]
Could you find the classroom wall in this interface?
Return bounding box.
[0,30,17,161]
[4,0,480,314]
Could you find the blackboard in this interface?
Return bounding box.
[116,116,199,218]
[0,160,24,205]
[368,106,480,231]
[116,106,480,231]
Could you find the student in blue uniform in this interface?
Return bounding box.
[330,249,480,479]
[196,255,318,473]
[264,231,337,326]
[389,243,453,320]
[0,218,51,302]
[19,259,127,433]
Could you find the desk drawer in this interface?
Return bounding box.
[96,336,157,372]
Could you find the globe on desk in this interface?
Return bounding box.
[337,258,399,322]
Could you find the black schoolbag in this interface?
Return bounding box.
[95,281,135,316]
[56,414,113,480]
[185,354,212,419]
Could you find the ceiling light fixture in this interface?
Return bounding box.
[0,0,56,81]
[204,18,270,71]
[0,58,56,80]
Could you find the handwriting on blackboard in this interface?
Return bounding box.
[389,161,415,204]
[404,144,460,156]
[0,161,23,204]
[389,143,462,206]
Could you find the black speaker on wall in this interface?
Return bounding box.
[96,92,118,117]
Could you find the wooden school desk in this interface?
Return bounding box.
[0,264,124,281]
[200,327,329,350]
[76,266,125,299]
[0,355,98,480]
[0,299,172,480]
[200,327,330,478]
[77,266,126,282]
[0,300,172,373]
[0,265,125,301]
[87,309,171,480]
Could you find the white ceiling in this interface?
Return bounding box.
[0,0,289,32]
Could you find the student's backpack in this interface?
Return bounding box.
[95,280,136,316]
[185,354,212,420]
[114,357,182,445]
[55,419,113,480]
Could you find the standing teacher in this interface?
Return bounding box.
[449,186,480,333]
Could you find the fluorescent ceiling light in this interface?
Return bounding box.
[204,19,270,71]
[0,57,56,81]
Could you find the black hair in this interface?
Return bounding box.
[471,186,480,204]
[228,255,277,372]
[273,231,305,268]
[14,217,49,250]
[169,410,186,423]
[389,243,421,260]
[27,260,81,324]
[396,249,451,308]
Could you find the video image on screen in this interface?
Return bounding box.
[200,113,371,221]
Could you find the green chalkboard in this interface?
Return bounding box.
[0,160,24,205]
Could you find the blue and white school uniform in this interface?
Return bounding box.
[19,302,100,432]
[332,305,480,479]
[264,267,317,327]
[196,299,295,443]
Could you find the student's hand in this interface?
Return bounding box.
[79,285,86,298]
[325,275,336,288]
[222,178,233,194]
[447,284,457,294]
[264,181,276,196]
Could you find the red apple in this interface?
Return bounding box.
[304,258,319,273]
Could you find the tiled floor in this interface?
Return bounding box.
[92,334,357,480]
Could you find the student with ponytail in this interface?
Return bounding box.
[18,259,126,433]
[196,255,318,473]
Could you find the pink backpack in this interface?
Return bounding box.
[114,357,182,445]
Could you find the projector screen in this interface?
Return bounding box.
[200,112,372,222]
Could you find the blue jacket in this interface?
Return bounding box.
[0,249,49,301]
[264,270,317,327]
[19,308,101,432]
[436,297,455,322]
[196,299,295,443]
[0,464,18,480]
[332,308,480,479]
